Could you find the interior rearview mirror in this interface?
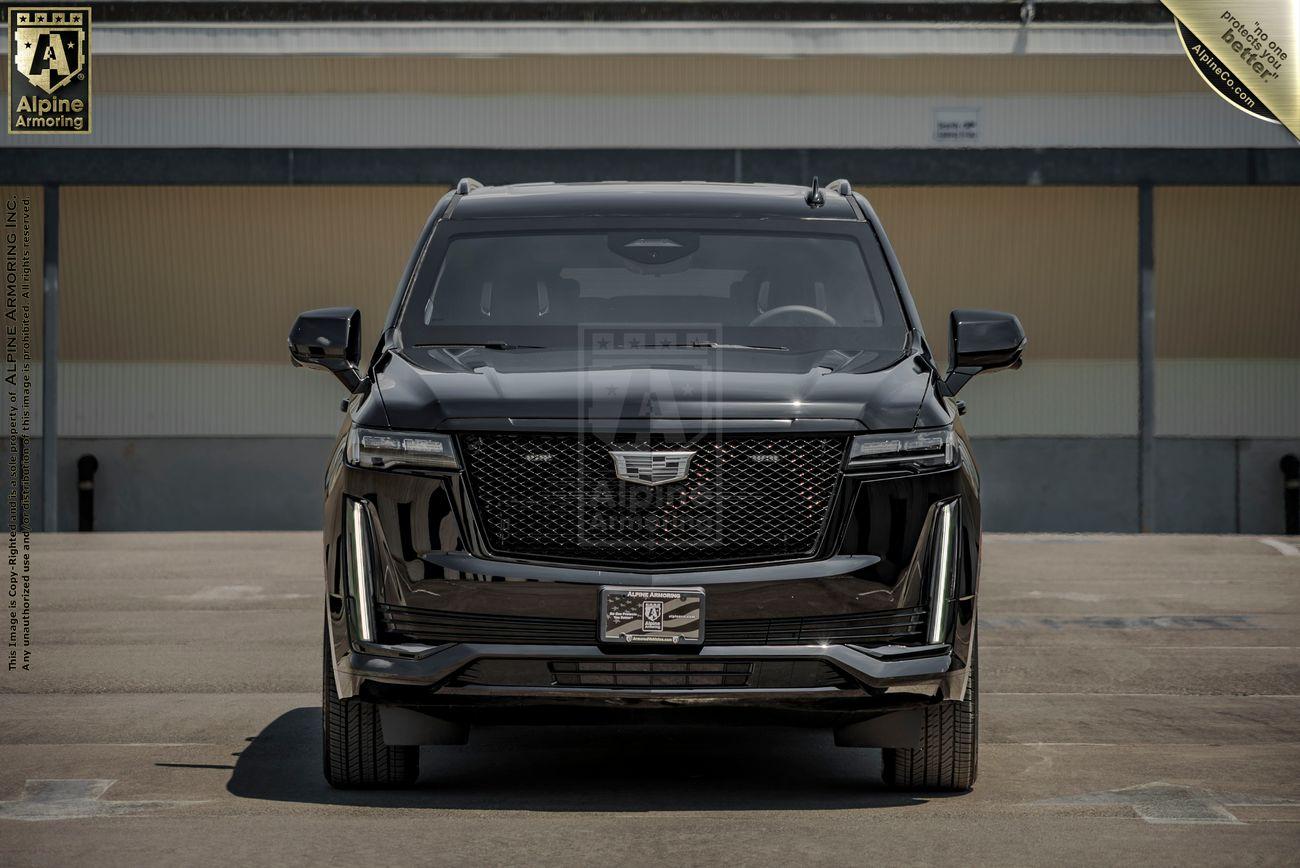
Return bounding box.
[288,307,363,392]
[944,308,1026,397]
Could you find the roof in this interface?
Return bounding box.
[450,181,861,220]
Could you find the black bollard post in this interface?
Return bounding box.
[1281,454,1299,536]
[76,454,99,532]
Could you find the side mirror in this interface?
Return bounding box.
[943,308,1026,397]
[288,307,363,392]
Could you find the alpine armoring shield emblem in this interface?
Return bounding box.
[13,9,86,95]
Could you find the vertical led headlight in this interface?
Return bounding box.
[927,499,960,645]
[345,498,377,644]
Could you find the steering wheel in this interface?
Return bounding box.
[748,305,837,327]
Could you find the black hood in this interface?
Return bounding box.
[369,346,936,432]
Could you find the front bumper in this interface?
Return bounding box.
[332,637,967,720]
[323,442,980,721]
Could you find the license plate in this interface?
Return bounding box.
[600,587,704,645]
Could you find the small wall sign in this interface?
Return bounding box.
[933,107,980,143]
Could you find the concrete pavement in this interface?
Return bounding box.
[2,532,1298,865]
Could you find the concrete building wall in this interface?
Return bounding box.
[4,183,1296,533]
[23,94,1292,150]
[3,182,1297,532]
[869,185,1300,440]
[6,435,1296,534]
[2,31,1296,533]
[12,184,1289,436]
[89,54,1221,97]
[977,437,1300,534]
[6,51,1297,150]
[1155,187,1300,361]
[59,185,445,363]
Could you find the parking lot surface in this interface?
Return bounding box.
[2,533,1298,865]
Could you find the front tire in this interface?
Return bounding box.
[321,633,419,788]
[882,643,978,792]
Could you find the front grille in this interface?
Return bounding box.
[380,604,590,645]
[705,608,928,646]
[460,433,846,565]
[550,660,754,688]
[379,603,926,648]
[453,658,851,689]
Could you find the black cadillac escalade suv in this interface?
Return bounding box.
[290,179,1025,792]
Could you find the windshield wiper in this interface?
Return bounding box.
[413,341,545,350]
[660,341,789,352]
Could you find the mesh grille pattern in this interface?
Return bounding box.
[705,607,927,646]
[460,433,846,565]
[453,659,851,690]
[379,603,926,648]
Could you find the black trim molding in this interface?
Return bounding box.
[0,2,1175,25]
[2,148,1298,186]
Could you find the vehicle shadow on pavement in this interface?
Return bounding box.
[225,708,941,811]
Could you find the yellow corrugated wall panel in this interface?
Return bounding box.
[49,183,1297,437]
[1155,187,1300,359]
[61,186,446,362]
[863,186,1139,364]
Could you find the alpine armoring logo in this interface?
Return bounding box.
[8,7,91,134]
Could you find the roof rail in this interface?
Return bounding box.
[826,178,853,196]
[456,177,483,195]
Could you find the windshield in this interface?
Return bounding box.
[399,230,908,353]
